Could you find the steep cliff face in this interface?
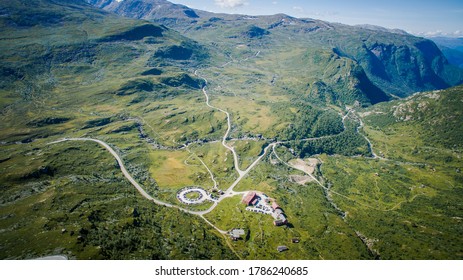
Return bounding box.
[322,26,463,97]
[303,49,390,105]
[357,39,459,96]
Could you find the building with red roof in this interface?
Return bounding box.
[242,191,257,205]
[272,201,281,210]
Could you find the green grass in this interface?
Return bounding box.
[202,154,373,259]
[189,142,237,190]
[205,176,372,259]
[185,192,201,200]
[313,87,463,259]
[0,140,235,260]
[320,155,462,259]
[149,149,208,190]
[0,7,229,257]
[1,0,463,260]
[231,140,266,170]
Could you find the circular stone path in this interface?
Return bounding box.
[177,187,209,205]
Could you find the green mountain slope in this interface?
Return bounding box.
[0,0,212,144]
[1,0,462,260]
[313,86,463,259]
[362,85,463,155]
[88,0,463,101]
[333,85,463,259]
[0,0,235,260]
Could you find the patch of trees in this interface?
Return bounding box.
[295,130,371,158]
[82,206,237,260]
[312,110,344,137]
[280,103,344,140]
[285,117,371,157]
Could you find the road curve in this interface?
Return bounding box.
[46,66,278,236]
[49,138,174,206]
[195,70,245,176]
[48,138,224,217]
[219,143,277,201]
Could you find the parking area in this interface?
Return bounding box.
[177,187,209,205]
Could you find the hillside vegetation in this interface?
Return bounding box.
[0,0,234,259]
[90,0,463,101]
[0,0,462,260]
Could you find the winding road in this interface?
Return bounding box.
[47,77,277,236]
[50,138,177,207]
[49,137,231,236]
[47,53,392,243]
[48,64,284,239]
[48,88,358,234]
[195,70,245,176]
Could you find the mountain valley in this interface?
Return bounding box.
[0,0,462,260]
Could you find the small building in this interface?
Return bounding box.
[271,201,281,210]
[274,217,287,226]
[277,246,288,252]
[230,229,245,241]
[272,209,284,220]
[242,191,257,205]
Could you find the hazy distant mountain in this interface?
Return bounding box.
[429,37,463,68]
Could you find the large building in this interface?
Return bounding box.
[242,191,257,206]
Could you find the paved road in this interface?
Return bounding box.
[351,110,380,159]
[177,187,209,205]
[220,143,277,198]
[194,70,284,202]
[49,59,339,237]
[47,107,360,232]
[47,68,278,232]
